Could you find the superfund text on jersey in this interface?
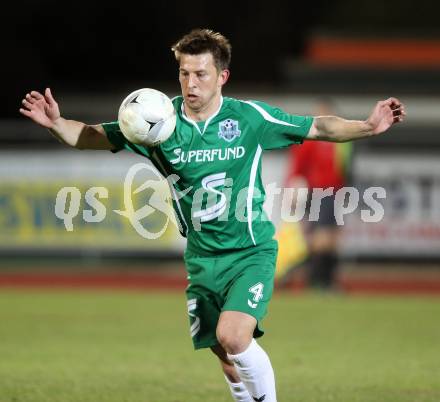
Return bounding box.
[103,96,313,256]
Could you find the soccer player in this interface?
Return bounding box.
[20,29,405,402]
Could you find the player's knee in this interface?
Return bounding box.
[216,326,252,354]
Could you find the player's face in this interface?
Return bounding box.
[178,52,229,115]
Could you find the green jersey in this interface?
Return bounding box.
[103,96,313,255]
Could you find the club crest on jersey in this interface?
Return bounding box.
[218,119,241,142]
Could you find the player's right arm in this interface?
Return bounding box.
[20,88,114,150]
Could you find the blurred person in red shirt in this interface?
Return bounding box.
[285,98,352,290]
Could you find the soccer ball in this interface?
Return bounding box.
[118,88,176,146]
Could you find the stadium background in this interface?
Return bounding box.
[2,0,439,286]
[1,2,440,401]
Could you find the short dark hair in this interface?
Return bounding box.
[172,29,232,71]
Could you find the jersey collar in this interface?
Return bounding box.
[181,96,224,135]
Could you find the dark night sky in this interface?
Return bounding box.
[2,0,436,116]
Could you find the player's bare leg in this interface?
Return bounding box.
[216,311,277,402]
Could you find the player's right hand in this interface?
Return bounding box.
[19,88,61,129]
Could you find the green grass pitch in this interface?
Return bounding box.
[0,289,439,402]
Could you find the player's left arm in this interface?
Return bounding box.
[307,97,406,142]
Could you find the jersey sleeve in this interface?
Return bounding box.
[101,121,151,158]
[244,101,314,150]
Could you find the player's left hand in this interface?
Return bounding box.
[365,97,406,135]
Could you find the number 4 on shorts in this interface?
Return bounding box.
[249,282,264,306]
